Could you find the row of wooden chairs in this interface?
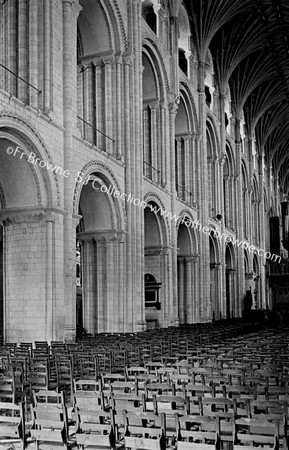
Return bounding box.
[2,386,286,450]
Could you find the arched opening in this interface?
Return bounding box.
[178,48,188,76]
[144,273,161,309]
[175,97,192,203]
[205,86,212,107]
[209,233,219,320]
[142,1,156,33]
[77,175,121,333]
[225,244,235,319]
[177,221,194,323]
[144,203,167,328]
[204,50,214,107]
[142,51,162,183]
[77,0,116,151]
[0,135,55,343]
[178,4,191,78]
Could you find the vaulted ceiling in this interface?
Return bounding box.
[183,0,289,196]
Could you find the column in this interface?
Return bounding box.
[234,118,245,317]
[96,239,104,333]
[169,101,179,325]
[177,258,185,323]
[103,56,114,154]
[162,248,169,325]
[115,55,123,159]
[160,102,167,187]
[185,257,193,323]
[29,0,39,107]
[184,136,191,203]
[105,240,115,332]
[150,102,159,183]
[62,0,82,340]
[18,0,28,102]
[123,55,134,330]
[192,255,199,323]
[7,0,17,95]
[43,0,51,112]
[117,236,125,332]
[153,3,162,37]
[77,65,84,135]
[83,63,94,143]
[82,239,96,334]
[45,215,55,341]
[93,59,103,148]
[258,153,266,308]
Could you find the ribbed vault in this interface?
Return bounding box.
[182,0,289,195]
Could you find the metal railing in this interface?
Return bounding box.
[143,160,160,181]
[176,184,192,204]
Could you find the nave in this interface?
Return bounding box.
[0,322,288,449]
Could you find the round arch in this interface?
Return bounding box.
[0,126,58,343]
[78,0,126,56]
[0,120,58,207]
[73,162,126,230]
[142,43,168,183]
[75,170,126,335]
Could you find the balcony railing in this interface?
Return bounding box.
[143,160,160,182]
[176,184,192,204]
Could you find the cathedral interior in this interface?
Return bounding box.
[1,0,289,343]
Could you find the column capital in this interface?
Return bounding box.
[0,207,66,226]
[62,0,82,15]
[192,131,202,142]
[123,55,133,66]
[168,99,179,114]
[102,55,115,66]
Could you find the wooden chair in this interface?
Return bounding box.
[233,417,282,450]
[124,435,166,450]
[33,388,65,405]
[0,401,25,450]
[110,391,146,413]
[0,369,16,402]
[30,401,69,449]
[75,405,116,449]
[175,413,221,450]
[177,440,220,450]
[122,409,166,441]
